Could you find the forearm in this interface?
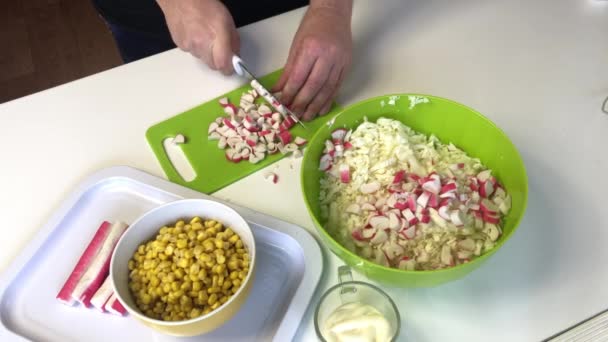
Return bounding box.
[309,0,353,17]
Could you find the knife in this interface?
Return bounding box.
[232,55,306,129]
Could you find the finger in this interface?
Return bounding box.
[271,39,302,92]
[318,68,345,115]
[291,58,332,114]
[214,27,236,75]
[193,39,217,70]
[278,51,317,106]
[231,28,240,55]
[301,66,341,121]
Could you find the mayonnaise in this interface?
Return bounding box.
[323,302,392,342]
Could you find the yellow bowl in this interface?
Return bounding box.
[110,199,256,336]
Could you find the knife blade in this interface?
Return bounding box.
[232,55,306,129]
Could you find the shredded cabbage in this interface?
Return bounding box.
[319,118,511,270]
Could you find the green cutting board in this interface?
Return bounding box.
[146,69,343,194]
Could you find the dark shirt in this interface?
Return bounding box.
[92,0,309,33]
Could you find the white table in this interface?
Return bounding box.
[1,0,607,340]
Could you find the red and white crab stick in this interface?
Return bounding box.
[56,221,128,307]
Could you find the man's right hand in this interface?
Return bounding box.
[157,0,240,75]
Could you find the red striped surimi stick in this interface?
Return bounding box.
[104,292,127,316]
[90,277,114,312]
[56,221,128,307]
[71,222,128,307]
[56,221,112,306]
[250,80,289,116]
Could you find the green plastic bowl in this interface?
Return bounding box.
[301,94,528,287]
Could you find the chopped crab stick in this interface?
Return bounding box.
[70,221,128,307]
[56,221,112,306]
[90,277,114,312]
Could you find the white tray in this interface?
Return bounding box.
[0,166,323,341]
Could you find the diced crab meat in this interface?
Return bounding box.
[324,140,335,153]
[258,105,272,115]
[248,152,265,164]
[480,198,499,215]
[208,132,221,141]
[226,136,242,147]
[369,216,390,230]
[493,187,507,199]
[208,122,219,134]
[294,136,307,146]
[361,227,376,239]
[223,104,238,116]
[319,154,333,171]
[407,195,417,211]
[450,210,465,226]
[351,229,365,241]
[393,170,406,184]
[360,182,381,194]
[361,203,376,211]
[428,193,439,208]
[271,112,282,122]
[225,149,242,163]
[254,143,267,153]
[440,182,457,194]
[477,170,492,182]
[498,195,511,214]
[479,180,495,198]
[482,212,500,224]
[370,228,388,244]
[265,132,276,144]
[401,209,418,225]
[429,208,447,228]
[331,128,348,143]
[388,212,401,230]
[422,178,441,194]
[284,143,298,153]
[416,191,431,208]
[399,226,416,240]
[264,172,279,184]
[346,204,360,214]
[245,135,258,147]
[217,137,227,149]
[241,93,255,103]
[218,97,229,106]
[339,164,350,183]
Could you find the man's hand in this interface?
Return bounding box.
[157,0,239,75]
[273,0,353,121]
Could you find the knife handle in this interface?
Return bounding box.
[232,55,245,77]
